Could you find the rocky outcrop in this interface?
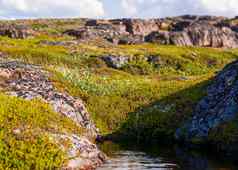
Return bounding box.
[182,24,238,48]
[63,23,144,45]
[0,60,105,169]
[145,31,170,44]
[53,134,105,170]
[0,24,32,39]
[63,15,238,48]
[120,19,160,36]
[176,60,238,142]
[169,31,193,46]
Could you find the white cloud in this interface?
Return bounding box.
[121,0,159,16]
[0,0,237,19]
[120,0,238,18]
[201,0,238,16]
[121,0,137,15]
[0,0,105,19]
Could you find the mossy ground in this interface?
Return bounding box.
[0,93,82,169]
[1,25,238,167]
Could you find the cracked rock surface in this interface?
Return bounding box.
[176,60,238,142]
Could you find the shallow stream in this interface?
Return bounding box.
[97,141,238,170]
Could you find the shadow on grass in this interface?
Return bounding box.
[102,78,212,144]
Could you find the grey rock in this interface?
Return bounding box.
[170,31,193,46]
[102,55,129,69]
[176,60,238,141]
[171,20,193,31]
[121,18,160,36]
[145,31,170,44]
[65,16,238,48]
[52,134,106,170]
[0,24,32,39]
[117,34,144,45]
[186,24,238,48]
[0,60,106,169]
[85,19,98,26]
[0,61,98,138]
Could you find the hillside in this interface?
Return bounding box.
[1,16,238,169]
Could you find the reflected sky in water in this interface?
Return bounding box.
[97,141,237,170]
[98,151,178,170]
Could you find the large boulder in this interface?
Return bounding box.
[176,60,238,142]
[121,19,160,36]
[171,21,193,31]
[0,24,31,39]
[117,34,144,45]
[145,31,170,44]
[63,28,98,40]
[170,31,193,46]
[186,24,238,48]
[101,55,129,69]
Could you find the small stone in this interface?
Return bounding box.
[13,128,21,135]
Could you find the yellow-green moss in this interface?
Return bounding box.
[0,93,81,169]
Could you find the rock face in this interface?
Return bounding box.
[145,31,170,44]
[63,15,238,48]
[121,19,160,36]
[0,60,105,169]
[176,60,238,141]
[0,24,31,39]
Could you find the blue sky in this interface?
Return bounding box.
[0,0,237,19]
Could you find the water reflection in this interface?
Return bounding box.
[97,141,237,170]
[98,151,178,170]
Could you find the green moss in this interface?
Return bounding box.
[122,60,156,75]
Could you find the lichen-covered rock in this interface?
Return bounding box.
[176,60,238,142]
[0,61,97,137]
[0,60,106,169]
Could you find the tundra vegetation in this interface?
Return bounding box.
[1,17,238,168]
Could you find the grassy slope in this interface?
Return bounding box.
[1,29,238,167]
[0,93,81,169]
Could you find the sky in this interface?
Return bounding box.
[0,0,238,19]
